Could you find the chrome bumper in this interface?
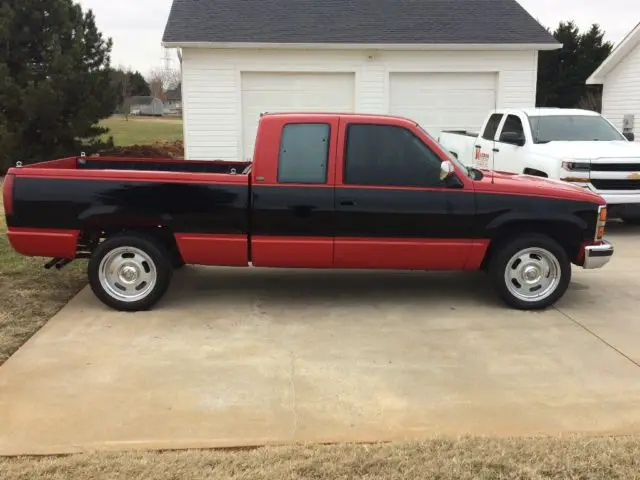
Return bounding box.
[583,241,614,270]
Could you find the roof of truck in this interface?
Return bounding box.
[496,108,601,117]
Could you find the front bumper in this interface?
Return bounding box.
[583,241,614,269]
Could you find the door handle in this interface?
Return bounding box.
[340,200,357,207]
[492,148,500,153]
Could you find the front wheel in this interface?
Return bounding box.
[489,234,571,310]
[88,234,173,312]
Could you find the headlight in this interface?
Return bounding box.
[561,160,591,172]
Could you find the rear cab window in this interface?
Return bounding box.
[250,114,339,186]
[482,114,503,140]
[277,123,330,184]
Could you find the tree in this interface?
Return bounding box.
[147,66,181,99]
[537,22,613,110]
[0,0,118,173]
[109,67,151,116]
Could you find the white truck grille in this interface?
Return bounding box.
[590,158,640,191]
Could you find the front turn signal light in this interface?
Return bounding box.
[599,206,607,222]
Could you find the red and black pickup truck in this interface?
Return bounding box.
[4,113,613,312]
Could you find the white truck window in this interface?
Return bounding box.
[528,115,625,143]
[499,115,525,143]
[482,114,503,140]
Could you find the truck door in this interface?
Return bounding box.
[333,118,479,271]
[473,113,503,170]
[250,116,338,268]
[493,114,528,173]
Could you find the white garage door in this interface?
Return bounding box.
[241,72,355,160]
[389,72,497,139]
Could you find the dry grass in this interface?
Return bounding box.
[0,183,87,365]
[2,437,640,479]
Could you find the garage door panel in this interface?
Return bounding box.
[389,72,497,138]
[241,72,354,160]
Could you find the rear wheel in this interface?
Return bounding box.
[89,234,173,312]
[489,234,571,310]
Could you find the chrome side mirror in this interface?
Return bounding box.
[440,160,455,180]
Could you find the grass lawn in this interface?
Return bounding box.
[2,185,640,478]
[100,115,183,146]
[0,183,87,365]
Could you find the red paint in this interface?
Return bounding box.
[473,170,605,204]
[9,167,249,186]
[251,236,333,268]
[174,233,248,266]
[465,240,491,270]
[2,174,14,215]
[334,238,489,270]
[7,228,79,258]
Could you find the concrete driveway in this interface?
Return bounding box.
[1,224,640,455]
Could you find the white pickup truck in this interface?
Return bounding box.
[438,108,640,223]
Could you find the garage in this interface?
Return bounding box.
[389,72,498,138]
[241,72,355,159]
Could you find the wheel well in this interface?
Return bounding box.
[481,221,583,270]
[523,168,548,178]
[79,226,182,261]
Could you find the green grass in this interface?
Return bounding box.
[100,115,183,146]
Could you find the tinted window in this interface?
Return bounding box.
[344,124,442,187]
[482,114,503,140]
[529,115,625,143]
[278,123,329,183]
[499,115,525,142]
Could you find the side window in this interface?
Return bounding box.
[482,114,503,140]
[499,115,525,142]
[344,124,443,187]
[277,123,329,183]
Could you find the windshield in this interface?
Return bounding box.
[528,115,625,143]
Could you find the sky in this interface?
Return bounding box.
[77,0,640,75]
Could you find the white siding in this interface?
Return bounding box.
[601,43,640,140]
[181,48,538,160]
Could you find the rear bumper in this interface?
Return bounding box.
[583,241,614,270]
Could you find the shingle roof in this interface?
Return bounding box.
[162,0,557,45]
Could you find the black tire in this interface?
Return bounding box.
[88,234,173,312]
[489,233,571,310]
[622,217,640,225]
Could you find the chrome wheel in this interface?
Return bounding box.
[98,247,157,303]
[504,247,561,303]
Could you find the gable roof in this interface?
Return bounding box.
[162,0,558,48]
[587,22,640,84]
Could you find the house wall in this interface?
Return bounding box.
[181,47,539,160]
[601,43,640,140]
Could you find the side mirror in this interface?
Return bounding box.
[440,160,455,181]
[623,131,635,141]
[501,131,525,146]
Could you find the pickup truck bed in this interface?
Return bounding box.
[4,112,613,313]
